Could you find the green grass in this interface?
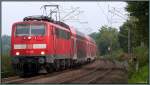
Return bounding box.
[128,64,149,83]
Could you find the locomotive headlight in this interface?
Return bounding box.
[16,52,20,56]
[38,58,45,63]
[28,36,31,39]
[41,51,45,55]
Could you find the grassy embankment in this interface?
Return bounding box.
[128,46,149,83]
[128,64,148,83]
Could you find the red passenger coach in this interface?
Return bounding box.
[11,15,97,77]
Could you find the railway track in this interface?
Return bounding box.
[24,61,98,83]
[1,76,19,83]
[58,62,108,83]
[2,68,77,84]
[57,60,126,84]
[86,68,126,84]
[59,60,121,84]
[1,59,127,84]
[30,60,114,84]
[1,62,95,84]
[94,68,128,84]
[60,68,112,83]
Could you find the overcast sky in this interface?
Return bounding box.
[2,1,128,36]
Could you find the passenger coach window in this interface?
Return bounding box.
[55,28,70,39]
[31,24,45,36]
[16,24,30,36]
[55,28,59,37]
[67,32,70,39]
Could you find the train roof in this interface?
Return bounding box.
[76,30,85,38]
[23,15,70,29]
[16,15,96,44]
[75,29,96,44]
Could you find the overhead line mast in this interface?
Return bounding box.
[108,6,131,59]
[41,5,61,21]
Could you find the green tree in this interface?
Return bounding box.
[2,35,11,55]
[97,26,120,55]
[1,35,15,78]
[118,17,141,52]
[126,1,149,46]
[89,32,100,43]
[123,2,149,83]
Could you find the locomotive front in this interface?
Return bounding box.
[11,20,49,76]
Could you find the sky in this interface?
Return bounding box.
[2,1,128,36]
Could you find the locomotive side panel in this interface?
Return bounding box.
[46,24,55,55]
[53,26,71,59]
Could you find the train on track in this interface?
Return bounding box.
[11,15,97,77]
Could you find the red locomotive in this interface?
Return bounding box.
[11,15,97,77]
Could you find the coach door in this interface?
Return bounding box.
[71,37,77,60]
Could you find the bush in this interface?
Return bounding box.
[128,46,149,83]
[1,54,16,78]
[133,46,148,67]
[111,49,126,61]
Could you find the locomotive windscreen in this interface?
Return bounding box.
[31,25,45,36]
[15,24,45,36]
[16,24,30,36]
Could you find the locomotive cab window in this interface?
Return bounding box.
[31,24,45,36]
[15,24,45,36]
[16,24,30,36]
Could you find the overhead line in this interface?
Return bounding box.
[61,7,80,21]
[97,3,110,26]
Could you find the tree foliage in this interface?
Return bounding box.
[125,1,149,46]
[119,17,141,52]
[1,35,15,78]
[89,32,99,43]
[121,2,149,83]
[90,26,120,56]
[2,35,11,54]
[119,1,149,52]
